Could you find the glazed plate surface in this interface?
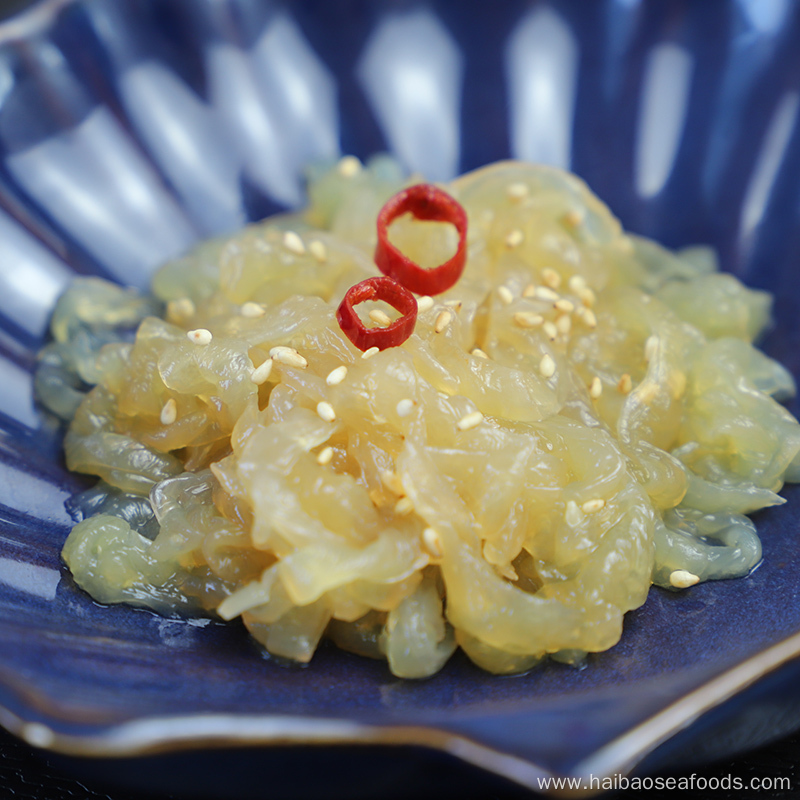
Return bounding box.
[2,0,800,795]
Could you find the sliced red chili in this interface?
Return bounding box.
[336,276,418,352]
[374,184,467,296]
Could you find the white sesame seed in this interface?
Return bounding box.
[568,275,587,293]
[160,398,177,425]
[316,446,333,466]
[634,380,660,405]
[326,365,347,386]
[582,498,605,514]
[542,268,561,289]
[506,182,529,201]
[394,497,414,516]
[187,328,212,345]
[539,354,556,378]
[422,527,444,558]
[505,229,524,248]
[513,311,544,329]
[589,377,603,399]
[444,299,462,311]
[471,347,489,359]
[580,308,598,329]
[618,373,633,394]
[338,155,362,177]
[434,310,452,333]
[369,308,393,327]
[498,285,514,305]
[644,335,660,362]
[271,346,308,368]
[316,401,336,422]
[308,240,328,262]
[579,287,597,307]
[241,302,266,318]
[555,314,572,335]
[396,398,415,417]
[535,286,560,302]
[522,284,537,298]
[381,470,405,496]
[669,569,700,589]
[283,230,305,255]
[543,321,558,341]
[168,298,195,320]
[457,410,483,431]
[417,295,434,312]
[250,358,273,385]
[361,346,380,359]
[554,298,574,313]
[565,500,583,527]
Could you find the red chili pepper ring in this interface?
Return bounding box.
[336,276,418,352]
[374,184,468,296]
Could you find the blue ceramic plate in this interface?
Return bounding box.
[2,1,800,796]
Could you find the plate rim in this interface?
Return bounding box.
[2,625,800,797]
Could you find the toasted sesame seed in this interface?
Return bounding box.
[396,398,415,417]
[554,298,574,313]
[187,328,212,345]
[505,229,524,248]
[457,410,483,431]
[326,365,347,386]
[168,298,195,321]
[422,527,444,558]
[539,353,556,378]
[369,309,393,327]
[506,182,529,201]
[316,401,336,422]
[338,155,361,176]
[568,275,587,293]
[543,321,558,341]
[563,208,585,228]
[555,314,572,335]
[471,347,489,359]
[160,398,177,425]
[513,311,544,329]
[434,310,452,333]
[250,358,273,385]
[618,373,633,394]
[542,268,561,289]
[316,446,333,465]
[417,295,434,312]
[381,470,405,496]
[669,569,700,589]
[308,240,327,262]
[283,230,306,255]
[522,284,537,298]
[565,500,583,527]
[589,377,603,399]
[498,285,514,305]
[241,302,266,318]
[669,370,687,399]
[644,335,660,361]
[394,497,414,516]
[369,488,384,507]
[361,346,380,359]
[535,286,560,302]
[271,346,308,368]
[582,498,605,514]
